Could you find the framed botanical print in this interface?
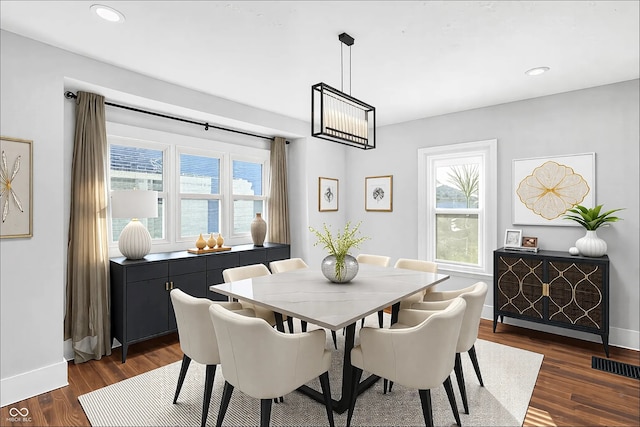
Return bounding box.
[513,153,595,226]
[318,177,338,211]
[365,175,393,212]
[1,136,33,238]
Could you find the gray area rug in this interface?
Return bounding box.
[79,314,543,426]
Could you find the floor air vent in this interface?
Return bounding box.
[592,356,640,380]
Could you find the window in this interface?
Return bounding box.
[418,139,497,275]
[107,124,270,254]
[178,151,221,238]
[232,159,266,235]
[109,142,166,242]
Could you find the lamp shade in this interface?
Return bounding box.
[111,190,158,260]
[111,190,158,219]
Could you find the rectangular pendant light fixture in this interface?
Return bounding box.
[311,33,376,150]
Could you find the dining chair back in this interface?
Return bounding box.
[170,288,253,427]
[347,297,467,427]
[209,304,335,427]
[269,258,325,339]
[222,263,278,328]
[394,258,439,310]
[355,254,392,328]
[269,257,308,273]
[414,281,489,414]
[356,253,391,267]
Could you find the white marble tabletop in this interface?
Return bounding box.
[209,264,449,330]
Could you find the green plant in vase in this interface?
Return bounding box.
[563,204,623,257]
[309,221,369,282]
[563,204,624,230]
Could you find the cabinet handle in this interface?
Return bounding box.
[542,283,549,296]
[170,281,174,290]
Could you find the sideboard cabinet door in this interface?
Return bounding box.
[493,248,609,356]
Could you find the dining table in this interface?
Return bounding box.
[209,263,449,413]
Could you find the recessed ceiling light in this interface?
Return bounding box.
[525,67,550,76]
[90,4,125,23]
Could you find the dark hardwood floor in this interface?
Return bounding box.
[1,319,638,426]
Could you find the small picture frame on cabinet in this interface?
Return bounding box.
[522,236,538,248]
[504,229,522,248]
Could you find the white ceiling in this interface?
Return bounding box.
[1,1,638,128]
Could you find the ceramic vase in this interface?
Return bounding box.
[251,213,267,246]
[207,233,216,249]
[195,233,207,250]
[216,233,224,248]
[321,254,359,283]
[575,230,607,257]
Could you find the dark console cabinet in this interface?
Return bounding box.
[493,248,609,356]
[111,243,290,362]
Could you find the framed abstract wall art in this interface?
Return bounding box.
[365,175,393,212]
[513,153,595,226]
[318,177,338,211]
[1,136,33,238]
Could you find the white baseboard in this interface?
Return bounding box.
[0,358,68,408]
[481,305,640,352]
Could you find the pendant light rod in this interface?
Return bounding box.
[339,32,354,95]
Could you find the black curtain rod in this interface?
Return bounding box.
[64,91,288,143]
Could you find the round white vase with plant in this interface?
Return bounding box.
[309,221,369,283]
[563,204,623,257]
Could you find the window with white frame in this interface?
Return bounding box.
[178,150,222,238]
[231,158,266,235]
[418,139,497,275]
[109,141,167,242]
[107,127,269,251]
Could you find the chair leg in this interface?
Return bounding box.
[319,371,335,427]
[331,330,337,349]
[468,345,484,387]
[287,316,294,333]
[301,320,307,332]
[389,380,394,393]
[418,389,434,427]
[260,398,273,427]
[383,378,388,394]
[443,376,461,427]
[378,310,384,328]
[454,352,469,414]
[216,381,234,427]
[346,367,363,427]
[201,365,216,427]
[173,354,191,404]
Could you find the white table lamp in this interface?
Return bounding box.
[111,190,158,259]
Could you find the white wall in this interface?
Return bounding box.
[0,30,308,407]
[340,80,640,350]
[1,29,638,406]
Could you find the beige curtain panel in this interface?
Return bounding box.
[64,91,112,363]
[267,136,290,244]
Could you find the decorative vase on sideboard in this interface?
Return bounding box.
[196,233,207,249]
[575,230,607,257]
[251,213,267,246]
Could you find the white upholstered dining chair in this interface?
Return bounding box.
[412,281,489,414]
[209,304,335,427]
[269,257,338,348]
[347,297,467,427]
[223,263,292,332]
[356,254,391,328]
[169,288,254,427]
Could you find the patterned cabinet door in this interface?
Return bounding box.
[496,254,545,320]
[547,260,606,331]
